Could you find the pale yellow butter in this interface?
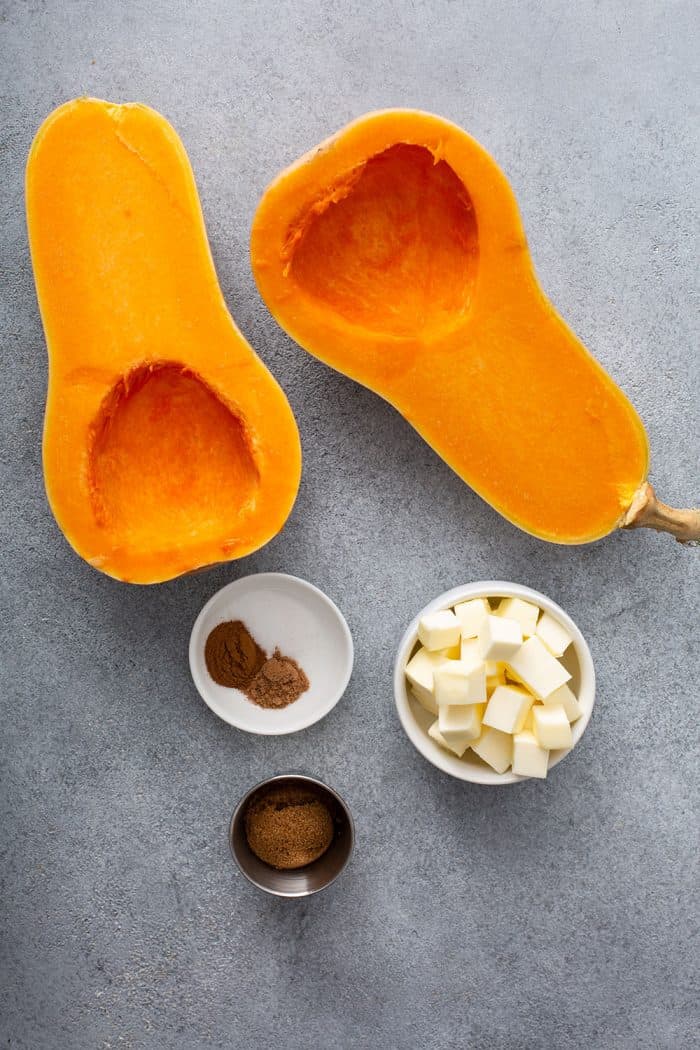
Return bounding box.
[507,636,571,700]
[483,684,534,734]
[496,596,540,637]
[512,731,549,778]
[471,726,513,773]
[536,611,573,658]
[428,719,474,758]
[478,614,522,661]
[405,646,452,715]
[434,660,486,706]
[542,682,582,723]
[532,704,573,749]
[453,597,490,638]
[438,701,484,742]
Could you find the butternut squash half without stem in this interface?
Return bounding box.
[251,110,698,545]
[27,99,301,583]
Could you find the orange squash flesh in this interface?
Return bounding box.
[27,99,301,583]
[251,110,650,544]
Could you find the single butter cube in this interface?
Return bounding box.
[483,684,533,735]
[512,731,549,779]
[542,682,583,723]
[459,636,482,670]
[438,702,484,742]
[434,661,486,706]
[428,719,474,758]
[418,609,461,651]
[532,704,573,750]
[478,615,522,661]
[405,647,450,715]
[496,596,540,637]
[536,611,573,658]
[507,636,571,700]
[453,597,490,638]
[471,726,513,774]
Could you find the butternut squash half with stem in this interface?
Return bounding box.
[27,99,301,583]
[251,110,698,544]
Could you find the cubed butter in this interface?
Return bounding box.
[434,661,486,706]
[496,596,539,637]
[532,704,573,749]
[536,611,573,658]
[507,636,571,700]
[471,726,513,774]
[416,592,581,780]
[418,609,461,651]
[542,682,582,723]
[478,615,522,661]
[438,701,485,742]
[483,684,533,734]
[405,647,451,715]
[453,597,490,638]
[512,731,549,779]
[428,719,474,758]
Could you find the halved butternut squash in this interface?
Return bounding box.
[252,110,698,544]
[27,98,301,583]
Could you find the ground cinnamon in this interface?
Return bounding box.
[204,620,266,689]
[204,621,309,708]
[244,785,334,869]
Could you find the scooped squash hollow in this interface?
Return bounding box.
[251,110,698,544]
[27,98,301,583]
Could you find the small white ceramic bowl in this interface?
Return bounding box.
[394,581,595,785]
[190,573,353,734]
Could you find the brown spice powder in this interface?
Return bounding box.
[204,620,266,689]
[204,621,309,709]
[244,648,309,709]
[244,786,334,869]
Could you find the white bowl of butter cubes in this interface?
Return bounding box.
[394,582,595,784]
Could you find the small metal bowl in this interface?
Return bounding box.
[229,774,354,897]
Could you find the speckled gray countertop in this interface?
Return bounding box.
[1,2,698,1048]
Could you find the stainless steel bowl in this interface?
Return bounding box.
[229,774,354,897]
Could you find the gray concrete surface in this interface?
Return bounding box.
[1,2,699,1047]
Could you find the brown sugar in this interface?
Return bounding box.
[204,620,266,689]
[244,785,334,870]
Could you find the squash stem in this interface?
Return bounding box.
[622,483,700,544]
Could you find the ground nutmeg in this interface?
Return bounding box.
[245,648,309,709]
